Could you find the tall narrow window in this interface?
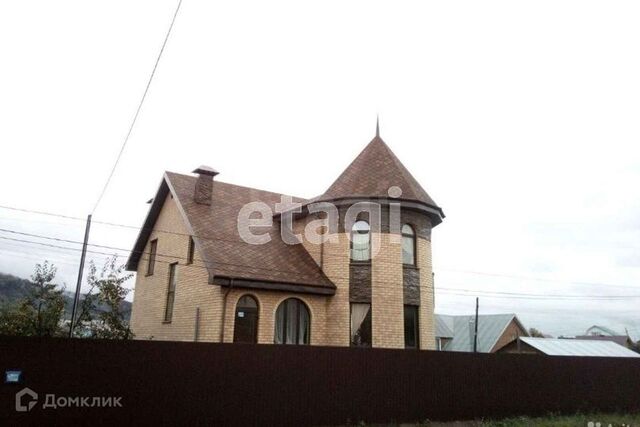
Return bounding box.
[351,220,371,262]
[350,303,372,347]
[187,236,195,265]
[274,298,310,345]
[164,263,178,322]
[147,239,158,275]
[404,305,419,349]
[402,224,416,266]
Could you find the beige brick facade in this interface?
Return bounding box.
[370,233,405,348]
[130,193,224,342]
[131,194,436,350]
[222,290,328,345]
[418,237,436,350]
[320,231,351,347]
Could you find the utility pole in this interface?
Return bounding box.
[69,214,92,338]
[473,297,479,353]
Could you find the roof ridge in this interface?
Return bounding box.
[165,171,307,201]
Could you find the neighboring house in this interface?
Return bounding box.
[126,126,445,349]
[583,325,620,337]
[435,314,528,353]
[574,325,631,348]
[498,337,640,358]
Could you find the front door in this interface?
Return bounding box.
[233,295,258,343]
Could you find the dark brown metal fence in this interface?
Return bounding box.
[1,336,639,426]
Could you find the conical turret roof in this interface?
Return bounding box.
[319,135,441,212]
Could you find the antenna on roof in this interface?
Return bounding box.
[376,115,380,137]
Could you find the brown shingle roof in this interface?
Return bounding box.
[317,135,441,211]
[127,131,443,292]
[126,172,335,294]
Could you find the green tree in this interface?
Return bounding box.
[73,256,133,339]
[528,327,545,338]
[0,303,31,336]
[0,262,65,337]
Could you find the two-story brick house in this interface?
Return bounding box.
[126,126,445,349]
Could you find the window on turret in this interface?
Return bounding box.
[350,220,371,262]
[350,303,372,347]
[404,305,419,349]
[402,224,416,266]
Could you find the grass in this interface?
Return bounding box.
[421,413,640,427]
[343,413,640,427]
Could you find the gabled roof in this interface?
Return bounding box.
[435,315,454,339]
[520,337,640,358]
[313,135,444,223]
[126,127,443,293]
[126,172,336,295]
[584,325,621,337]
[435,314,528,352]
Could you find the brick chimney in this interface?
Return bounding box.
[192,165,219,205]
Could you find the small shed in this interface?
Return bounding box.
[499,337,640,358]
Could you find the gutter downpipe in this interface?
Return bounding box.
[220,278,234,343]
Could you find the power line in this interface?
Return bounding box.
[2,244,636,303]
[0,248,84,269]
[437,290,640,301]
[2,207,640,292]
[0,205,84,222]
[5,227,640,299]
[438,268,640,291]
[90,0,183,214]
[3,234,640,302]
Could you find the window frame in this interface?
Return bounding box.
[186,236,195,265]
[401,224,417,266]
[147,239,158,276]
[274,298,311,345]
[234,294,259,343]
[404,305,420,349]
[350,220,371,263]
[350,303,372,348]
[163,263,178,323]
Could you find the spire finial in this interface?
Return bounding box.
[376,115,380,137]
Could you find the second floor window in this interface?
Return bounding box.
[164,263,178,322]
[147,239,158,275]
[351,220,371,262]
[187,236,195,264]
[402,224,416,266]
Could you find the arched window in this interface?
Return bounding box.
[402,224,416,265]
[274,298,310,345]
[234,295,259,343]
[351,220,371,262]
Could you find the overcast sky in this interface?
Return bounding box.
[1,1,639,339]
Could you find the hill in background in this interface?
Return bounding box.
[0,272,132,321]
